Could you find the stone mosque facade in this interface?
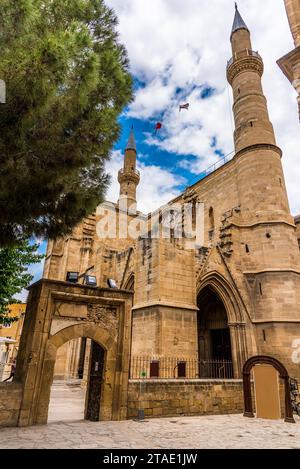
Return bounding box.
[43,4,300,382]
[1,3,300,427]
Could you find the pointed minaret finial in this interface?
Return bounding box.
[231,3,249,36]
[126,126,136,152]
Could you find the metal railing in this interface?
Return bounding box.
[227,49,261,67]
[201,152,234,178]
[130,356,234,380]
[118,168,140,177]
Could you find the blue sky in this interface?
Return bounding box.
[19,0,300,300]
[114,82,224,191]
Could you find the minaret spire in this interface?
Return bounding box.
[118,126,140,212]
[231,3,249,37]
[126,126,136,152]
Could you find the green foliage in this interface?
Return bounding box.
[0,0,133,246]
[0,239,44,325]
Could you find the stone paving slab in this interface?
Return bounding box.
[0,414,299,449]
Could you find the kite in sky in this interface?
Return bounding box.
[154,122,162,135]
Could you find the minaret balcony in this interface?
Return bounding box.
[227,49,264,84]
[227,49,262,67]
[118,168,140,184]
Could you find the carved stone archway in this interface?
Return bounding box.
[243,355,295,424]
[36,323,120,424]
[14,279,133,427]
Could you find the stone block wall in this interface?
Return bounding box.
[127,380,245,419]
[284,0,300,47]
[0,383,22,427]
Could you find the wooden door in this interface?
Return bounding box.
[86,341,105,421]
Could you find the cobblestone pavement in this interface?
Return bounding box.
[1,382,299,449]
[0,414,299,449]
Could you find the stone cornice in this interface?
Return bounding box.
[132,301,198,312]
[244,269,300,276]
[277,46,300,83]
[227,219,296,230]
[234,143,282,159]
[252,319,300,324]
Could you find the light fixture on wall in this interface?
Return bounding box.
[84,275,97,287]
[107,279,118,289]
[66,272,79,283]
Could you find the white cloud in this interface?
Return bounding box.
[107,0,300,214]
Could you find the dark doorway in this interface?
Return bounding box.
[177,361,187,378]
[211,329,232,360]
[150,361,159,378]
[86,341,105,422]
[197,286,233,378]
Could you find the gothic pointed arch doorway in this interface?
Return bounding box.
[197,286,234,379]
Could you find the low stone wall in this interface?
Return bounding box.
[0,383,23,427]
[127,379,245,419]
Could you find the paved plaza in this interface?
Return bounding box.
[0,382,300,449]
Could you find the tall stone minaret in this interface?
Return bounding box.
[228,4,276,153]
[118,127,140,212]
[226,6,300,370]
[227,4,291,220]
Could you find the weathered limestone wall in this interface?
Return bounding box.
[284,0,300,47]
[254,322,300,380]
[127,380,245,419]
[0,383,23,427]
[131,307,198,358]
[295,217,300,245]
[278,0,300,120]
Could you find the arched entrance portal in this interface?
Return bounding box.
[48,338,105,423]
[13,279,133,427]
[197,286,234,379]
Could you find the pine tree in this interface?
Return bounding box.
[0,240,44,325]
[0,0,133,246]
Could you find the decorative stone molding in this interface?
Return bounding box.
[87,304,118,333]
[227,56,264,84]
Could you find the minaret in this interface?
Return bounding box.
[118,127,140,212]
[227,4,291,220]
[227,3,276,153]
